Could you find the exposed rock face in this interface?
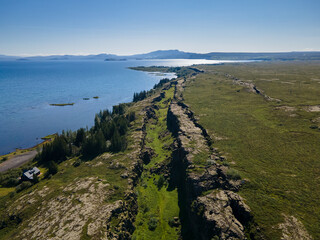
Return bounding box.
[279,215,313,240]
[168,78,253,240]
[106,86,172,239]
[223,72,281,102]
[304,105,320,112]
[186,165,242,197]
[106,191,138,240]
[140,147,155,164]
[13,178,120,240]
[145,105,157,119]
[107,91,169,239]
[193,190,251,240]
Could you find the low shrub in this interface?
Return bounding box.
[16,181,32,193]
[73,159,81,167]
[226,168,241,180]
[48,161,58,175]
[156,175,165,190]
[32,174,39,183]
[9,191,15,198]
[2,177,19,187]
[148,217,158,231]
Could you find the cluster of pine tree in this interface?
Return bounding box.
[37,135,72,164]
[166,67,198,78]
[153,78,170,89]
[133,90,148,102]
[34,103,135,166]
[133,77,173,103]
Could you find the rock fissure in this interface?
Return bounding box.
[167,78,256,240]
[223,72,281,102]
[106,90,170,239]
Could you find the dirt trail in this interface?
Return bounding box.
[0,150,37,172]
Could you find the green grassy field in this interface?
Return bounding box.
[132,86,181,240]
[183,61,320,239]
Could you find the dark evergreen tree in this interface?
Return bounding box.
[126,112,135,122]
[74,128,86,147]
[32,174,39,183]
[114,116,128,136]
[94,113,101,129]
[133,90,147,102]
[37,135,70,164]
[48,161,58,175]
[110,129,122,152]
[96,129,107,154]
[112,103,126,115]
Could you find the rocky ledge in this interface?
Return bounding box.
[167,78,257,240]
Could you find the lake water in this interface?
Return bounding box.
[0,59,247,154]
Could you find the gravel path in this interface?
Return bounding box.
[0,150,37,172]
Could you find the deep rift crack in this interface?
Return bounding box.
[167,78,261,240]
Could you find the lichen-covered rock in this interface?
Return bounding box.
[12,178,119,240]
[193,190,251,240]
[279,214,313,240]
[140,147,155,165]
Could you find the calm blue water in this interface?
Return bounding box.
[0,59,246,154]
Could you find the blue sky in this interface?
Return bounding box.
[0,0,319,56]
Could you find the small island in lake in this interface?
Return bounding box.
[49,103,75,106]
[104,58,127,61]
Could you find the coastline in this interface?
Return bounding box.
[0,68,174,171]
[0,134,56,172]
[0,60,175,156]
[0,133,56,158]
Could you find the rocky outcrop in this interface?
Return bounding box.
[278,214,313,240]
[107,86,173,239]
[106,192,138,240]
[12,177,121,240]
[140,147,155,164]
[192,190,252,240]
[223,73,281,102]
[108,88,170,239]
[168,78,254,240]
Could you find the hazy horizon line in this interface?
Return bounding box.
[1,49,320,58]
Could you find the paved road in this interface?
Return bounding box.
[0,150,38,172]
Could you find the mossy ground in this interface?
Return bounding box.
[0,188,14,197]
[133,174,180,240]
[183,61,320,239]
[145,87,175,168]
[132,86,181,240]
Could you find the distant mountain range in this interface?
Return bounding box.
[1,50,320,61]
